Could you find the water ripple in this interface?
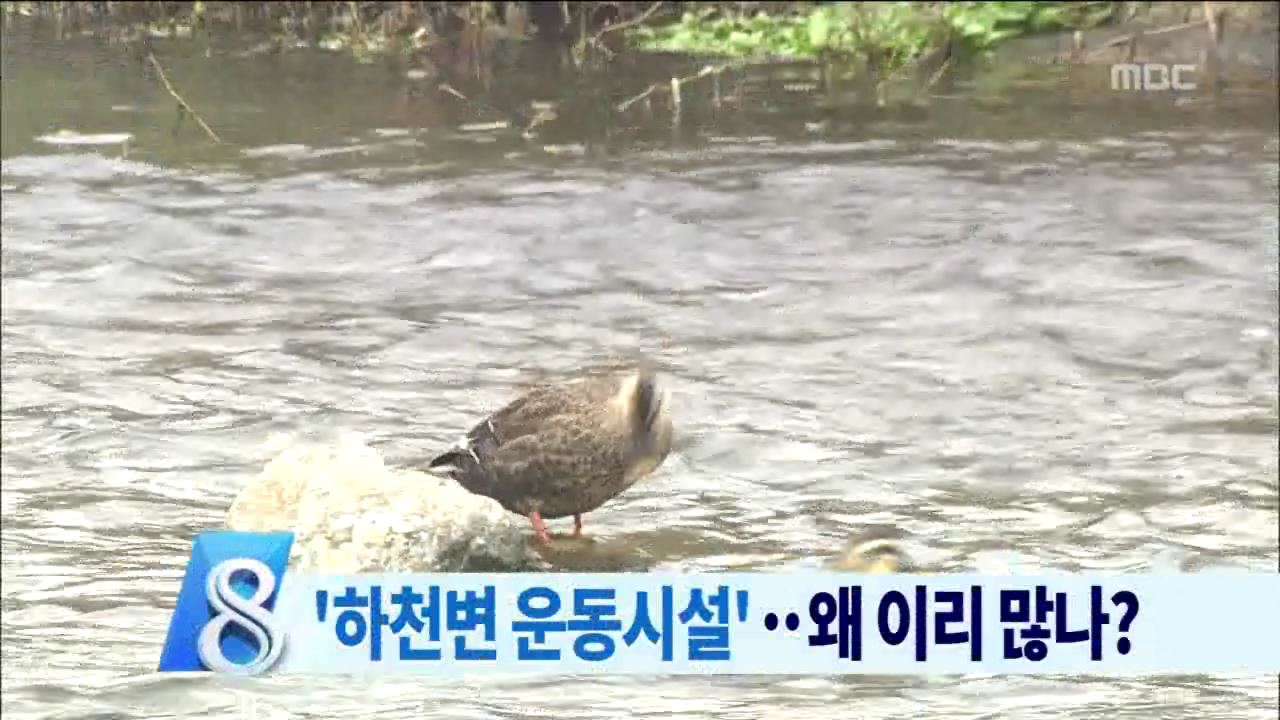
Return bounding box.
[3,94,1277,720]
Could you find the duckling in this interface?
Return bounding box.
[428,368,673,545]
[830,536,913,574]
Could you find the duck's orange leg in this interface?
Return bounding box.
[529,511,551,545]
[573,513,584,537]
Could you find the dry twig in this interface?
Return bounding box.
[925,55,955,91]
[616,62,738,113]
[1203,1,1219,47]
[1083,17,1212,60]
[591,1,665,45]
[146,53,223,144]
[437,83,469,101]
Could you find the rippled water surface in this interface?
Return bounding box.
[3,25,1279,720]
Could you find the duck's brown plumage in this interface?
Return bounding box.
[428,368,673,543]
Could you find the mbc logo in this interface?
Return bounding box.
[1110,63,1198,91]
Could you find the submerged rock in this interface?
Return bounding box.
[225,436,547,573]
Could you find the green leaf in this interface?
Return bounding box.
[808,8,832,48]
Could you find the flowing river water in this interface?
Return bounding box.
[2,22,1278,720]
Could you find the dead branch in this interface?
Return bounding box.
[1083,17,1212,60]
[616,62,737,113]
[146,53,223,144]
[1203,1,1219,47]
[591,1,665,45]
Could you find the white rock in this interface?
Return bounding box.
[226,437,547,572]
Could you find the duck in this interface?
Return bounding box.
[829,535,913,574]
[427,367,673,545]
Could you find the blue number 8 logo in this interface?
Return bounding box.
[198,558,285,675]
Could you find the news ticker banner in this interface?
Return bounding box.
[157,531,1280,677]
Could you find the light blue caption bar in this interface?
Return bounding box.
[244,573,1280,676]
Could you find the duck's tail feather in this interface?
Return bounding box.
[626,368,667,434]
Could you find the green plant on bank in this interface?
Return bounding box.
[0,0,434,62]
[628,1,1120,71]
[3,0,1124,68]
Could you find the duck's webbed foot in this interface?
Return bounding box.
[573,513,584,538]
[528,510,551,545]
